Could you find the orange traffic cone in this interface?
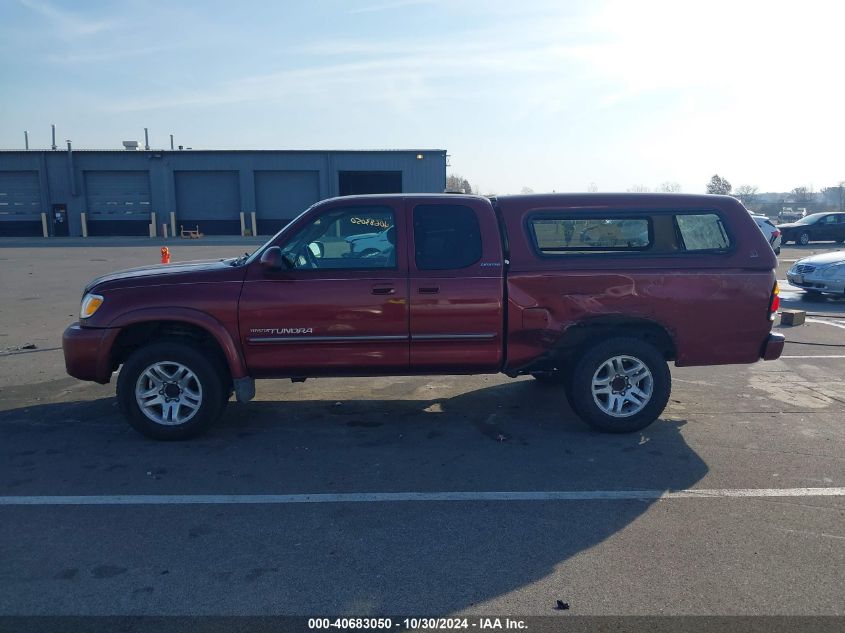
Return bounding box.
[160,247,171,264]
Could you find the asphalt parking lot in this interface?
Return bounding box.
[0,239,843,618]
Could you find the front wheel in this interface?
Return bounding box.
[799,231,810,245]
[568,338,671,433]
[117,341,228,440]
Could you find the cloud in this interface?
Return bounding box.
[18,0,116,36]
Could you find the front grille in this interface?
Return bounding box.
[794,264,816,274]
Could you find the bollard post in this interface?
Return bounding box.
[170,212,176,238]
[80,212,88,238]
[251,211,257,237]
[150,212,157,237]
[240,212,246,236]
[41,212,49,237]
[162,224,168,239]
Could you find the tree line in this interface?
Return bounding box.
[447,172,844,211]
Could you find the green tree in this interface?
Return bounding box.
[706,174,732,195]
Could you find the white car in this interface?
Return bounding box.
[345,227,392,256]
[787,251,845,296]
[751,214,781,255]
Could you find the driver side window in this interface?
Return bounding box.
[280,206,396,270]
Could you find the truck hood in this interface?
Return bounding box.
[85,259,235,293]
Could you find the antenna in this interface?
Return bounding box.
[170,134,174,150]
[51,124,57,150]
[144,127,150,151]
[24,131,29,150]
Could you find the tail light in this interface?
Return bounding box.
[768,282,780,321]
[772,230,781,239]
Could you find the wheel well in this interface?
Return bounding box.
[110,321,231,381]
[549,318,676,367]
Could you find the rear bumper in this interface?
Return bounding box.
[761,332,785,361]
[62,323,118,383]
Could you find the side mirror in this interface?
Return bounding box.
[260,246,293,271]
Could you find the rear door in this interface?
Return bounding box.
[239,201,409,376]
[406,198,505,372]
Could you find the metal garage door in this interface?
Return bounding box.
[175,171,240,235]
[254,170,320,235]
[0,171,42,236]
[85,171,151,236]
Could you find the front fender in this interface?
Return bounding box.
[107,307,248,379]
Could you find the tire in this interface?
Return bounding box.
[774,246,781,255]
[568,337,670,433]
[117,340,228,440]
[799,231,810,245]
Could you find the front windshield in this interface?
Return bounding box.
[794,213,824,225]
[242,204,318,265]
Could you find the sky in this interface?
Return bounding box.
[1,0,844,195]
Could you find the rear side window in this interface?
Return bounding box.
[413,204,482,270]
[530,217,651,253]
[675,213,731,251]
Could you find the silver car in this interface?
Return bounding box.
[787,250,845,296]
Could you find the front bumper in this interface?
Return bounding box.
[761,332,785,361]
[787,272,845,295]
[62,322,118,383]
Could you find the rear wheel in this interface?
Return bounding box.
[799,231,810,245]
[568,337,670,433]
[117,341,228,440]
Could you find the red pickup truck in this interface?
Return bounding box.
[63,193,784,439]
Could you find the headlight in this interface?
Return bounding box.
[820,264,845,279]
[80,293,104,319]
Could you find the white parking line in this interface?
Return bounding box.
[1,488,843,506]
[781,355,845,359]
[806,318,845,330]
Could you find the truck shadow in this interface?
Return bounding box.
[1,378,707,614]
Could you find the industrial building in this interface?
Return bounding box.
[0,148,447,237]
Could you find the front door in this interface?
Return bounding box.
[239,202,409,376]
[52,205,69,237]
[407,198,505,372]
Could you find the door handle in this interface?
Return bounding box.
[371,285,395,295]
[418,286,440,294]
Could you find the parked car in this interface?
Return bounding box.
[786,250,845,297]
[63,193,783,439]
[778,212,845,245]
[751,214,781,255]
[345,227,393,256]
